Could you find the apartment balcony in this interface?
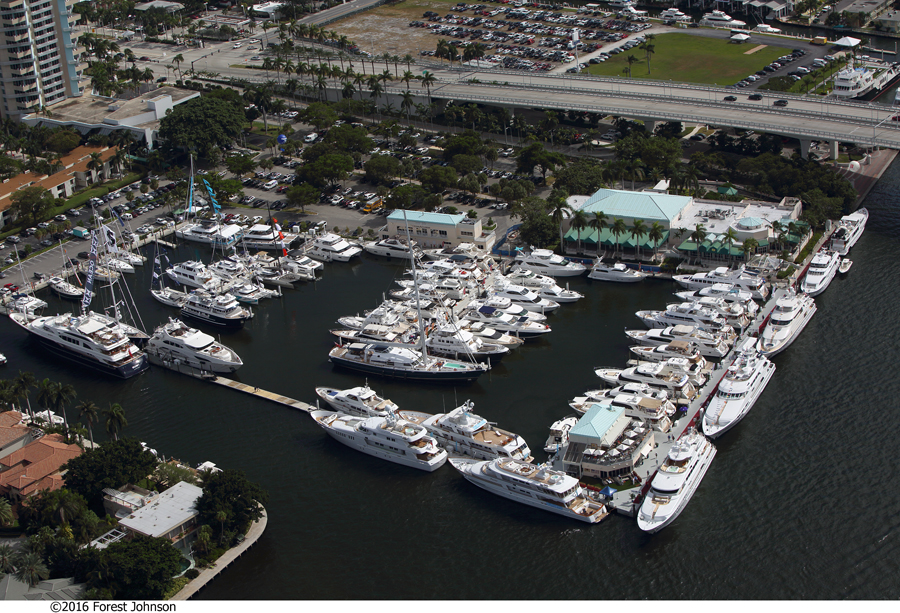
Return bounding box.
[7,65,34,77]
[5,31,30,43]
[2,13,26,25]
[0,1,27,10]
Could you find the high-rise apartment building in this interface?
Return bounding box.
[0,0,84,118]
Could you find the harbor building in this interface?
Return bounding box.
[385,210,496,251]
[20,88,200,150]
[565,187,805,260]
[0,0,85,118]
[558,403,655,481]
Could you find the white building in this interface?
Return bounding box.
[385,210,496,251]
[117,481,203,548]
[250,1,283,19]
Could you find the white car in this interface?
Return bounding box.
[304,133,318,143]
[262,180,278,190]
[233,42,242,49]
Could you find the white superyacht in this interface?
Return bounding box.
[830,208,868,255]
[756,289,817,357]
[626,325,734,359]
[315,385,399,417]
[800,250,840,297]
[673,266,768,300]
[450,457,608,523]
[305,233,362,262]
[146,318,243,373]
[702,344,775,439]
[636,429,716,533]
[311,409,448,472]
[513,249,587,277]
[588,258,648,282]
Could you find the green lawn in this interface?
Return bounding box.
[587,33,786,85]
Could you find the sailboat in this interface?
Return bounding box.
[49,240,85,301]
[150,246,188,308]
[328,212,490,383]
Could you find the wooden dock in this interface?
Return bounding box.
[209,376,313,412]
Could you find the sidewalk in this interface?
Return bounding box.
[170,505,268,601]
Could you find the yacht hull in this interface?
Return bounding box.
[31,333,148,379]
[329,355,485,383]
[637,443,716,533]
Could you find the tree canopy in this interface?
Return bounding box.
[158,95,245,159]
[93,536,183,599]
[364,155,401,185]
[515,142,565,181]
[418,165,459,194]
[195,469,267,543]
[62,438,159,508]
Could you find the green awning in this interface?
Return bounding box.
[718,186,738,195]
[698,239,714,253]
[564,228,600,244]
[678,239,699,252]
[641,231,668,250]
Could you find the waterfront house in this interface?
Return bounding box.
[116,481,203,550]
[0,433,82,501]
[0,411,35,461]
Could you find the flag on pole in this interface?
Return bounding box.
[100,224,119,253]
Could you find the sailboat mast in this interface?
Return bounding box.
[401,210,428,356]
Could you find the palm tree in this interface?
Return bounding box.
[420,71,436,102]
[77,400,100,448]
[172,53,184,78]
[570,209,588,253]
[623,157,644,190]
[626,54,638,78]
[742,237,759,262]
[0,543,15,573]
[547,196,573,251]
[400,90,414,125]
[611,218,627,257]
[630,219,647,260]
[588,211,608,255]
[195,524,213,554]
[86,152,104,182]
[14,552,48,588]
[722,227,739,261]
[402,53,415,73]
[400,69,415,90]
[48,381,76,439]
[640,34,656,75]
[13,371,36,419]
[216,509,228,539]
[0,499,12,528]
[103,402,127,441]
[648,221,665,260]
[435,39,450,64]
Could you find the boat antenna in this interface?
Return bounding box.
[401,210,428,357]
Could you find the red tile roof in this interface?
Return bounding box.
[0,411,30,449]
[0,433,82,497]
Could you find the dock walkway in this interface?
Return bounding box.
[209,376,313,412]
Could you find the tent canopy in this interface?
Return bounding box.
[834,36,861,47]
[718,186,738,195]
[731,33,750,41]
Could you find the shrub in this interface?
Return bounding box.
[184,568,200,580]
[776,265,796,280]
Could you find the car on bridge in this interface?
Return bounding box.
[748,94,763,101]
[723,95,737,102]
[773,99,788,107]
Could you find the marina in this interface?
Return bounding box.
[0,172,896,597]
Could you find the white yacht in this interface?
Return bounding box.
[450,457,608,523]
[674,283,759,316]
[362,237,420,260]
[241,224,299,251]
[608,0,633,7]
[544,416,578,453]
[500,269,583,303]
[595,359,696,401]
[166,261,222,291]
[232,283,279,305]
[636,429,716,533]
[636,302,732,334]
[800,250,840,297]
[305,233,362,262]
[399,400,531,461]
[103,256,135,274]
[151,286,189,309]
[48,277,84,301]
[490,284,560,313]
[180,291,252,329]
[588,259,648,282]
[660,8,689,21]
[315,385,399,417]
[512,249,587,277]
[176,220,243,247]
[461,304,552,339]
[756,289,817,357]
[458,321,526,349]
[702,345,775,439]
[626,325,733,359]
[832,64,900,99]
[328,342,489,383]
[425,324,510,362]
[284,249,324,275]
[629,340,707,370]
[830,208,868,255]
[9,311,148,379]
[418,259,484,283]
[330,322,416,345]
[311,409,448,472]
[673,266,768,300]
[677,296,751,330]
[146,318,243,373]
[10,295,48,314]
[471,296,547,322]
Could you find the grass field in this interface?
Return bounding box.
[586,33,785,85]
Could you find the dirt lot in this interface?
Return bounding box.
[332,0,475,58]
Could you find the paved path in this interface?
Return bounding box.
[171,505,268,601]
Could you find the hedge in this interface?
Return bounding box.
[60,173,143,210]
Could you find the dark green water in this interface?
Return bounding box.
[3,166,900,598]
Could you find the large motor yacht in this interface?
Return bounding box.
[470,296,547,322]
[241,224,299,251]
[595,359,697,401]
[832,64,900,99]
[512,249,587,277]
[458,321,526,348]
[399,400,531,461]
[166,261,222,291]
[9,311,148,379]
[544,416,578,453]
[362,237,420,260]
[490,283,560,313]
[629,340,707,370]
[328,342,489,383]
[424,324,510,362]
[176,220,243,247]
[800,250,840,297]
[305,233,362,262]
[315,385,399,417]
[830,208,868,255]
[674,283,759,315]
[146,318,243,373]
[673,266,768,300]
[570,388,674,432]
[702,343,775,439]
[677,296,751,330]
[636,302,732,334]
[626,325,734,359]
[636,429,716,533]
[310,409,448,472]
[461,305,552,339]
[499,269,583,303]
[756,289,816,357]
[180,291,252,329]
[588,259,648,282]
[449,457,608,523]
